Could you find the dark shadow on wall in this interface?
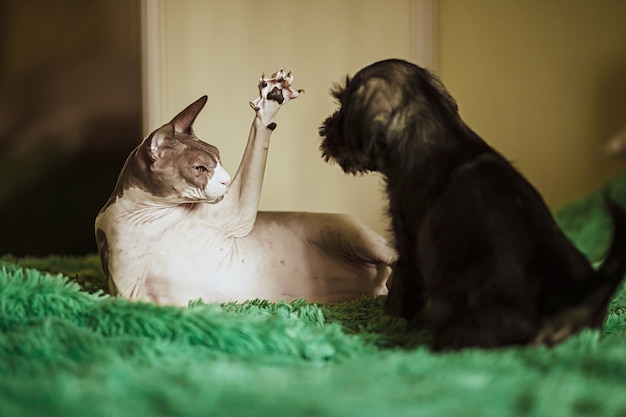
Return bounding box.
[0,0,142,256]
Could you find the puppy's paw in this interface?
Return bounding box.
[249,68,303,128]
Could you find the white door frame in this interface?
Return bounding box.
[139,0,436,136]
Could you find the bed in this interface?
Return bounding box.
[2,173,626,417]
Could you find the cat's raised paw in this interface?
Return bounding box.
[249,68,303,126]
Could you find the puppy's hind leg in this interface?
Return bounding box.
[431,300,536,351]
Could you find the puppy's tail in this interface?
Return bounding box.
[535,192,626,345]
[590,192,626,306]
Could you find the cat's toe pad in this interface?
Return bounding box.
[250,68,303,126]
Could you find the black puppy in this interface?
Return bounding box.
[319,58,626,350]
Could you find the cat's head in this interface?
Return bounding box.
[128,96,231,205]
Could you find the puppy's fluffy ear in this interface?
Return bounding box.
[342,77,402,161]
[330,76,351,104]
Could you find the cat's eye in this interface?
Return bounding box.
[193,165,208,173]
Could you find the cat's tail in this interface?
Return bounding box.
[535,192,626,345]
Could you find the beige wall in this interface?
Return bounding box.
[146,0,626,239]
[145,0,422,238]
[437,0,626,208]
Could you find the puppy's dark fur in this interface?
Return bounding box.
[320,58,626,350]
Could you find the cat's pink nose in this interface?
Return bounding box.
[221,179,231,188]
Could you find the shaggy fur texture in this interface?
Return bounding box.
[319,58,626,350]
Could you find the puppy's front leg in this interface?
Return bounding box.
[221,69,302,237]
[385,259,427,321]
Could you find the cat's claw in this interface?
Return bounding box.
[249,68,303,127]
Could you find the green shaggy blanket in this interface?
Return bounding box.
[2,174,626,417]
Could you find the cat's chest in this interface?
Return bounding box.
[149,217,234,261]
[100,202,235,265]
[159,219,236,263]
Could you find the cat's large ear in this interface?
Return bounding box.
[146,125,181,161]
[170,95,208,134]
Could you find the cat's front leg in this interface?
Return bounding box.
[218,68,302,237]
[249,68,303,128]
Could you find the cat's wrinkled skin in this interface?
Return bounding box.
[95,69,396,306]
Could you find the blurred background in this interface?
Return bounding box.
[0,0,625,256]
[0,0,141,255]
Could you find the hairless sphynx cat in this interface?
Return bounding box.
[95,69,397,306]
